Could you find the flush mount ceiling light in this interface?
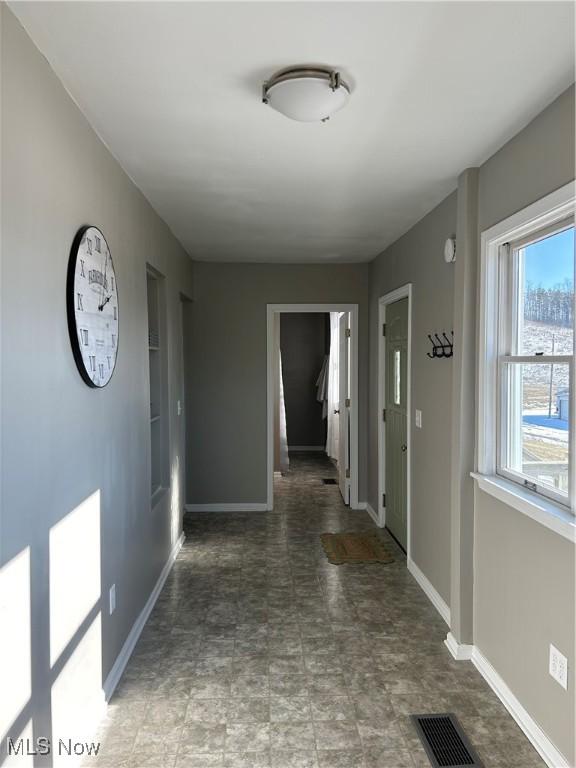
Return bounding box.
[262,66,351,122]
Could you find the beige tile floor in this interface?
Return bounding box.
[89,453,545,767]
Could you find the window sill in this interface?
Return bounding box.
[471,473,575,543]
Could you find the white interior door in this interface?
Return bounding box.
[338,312,350,504]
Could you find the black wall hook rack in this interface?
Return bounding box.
[427,331,453,359]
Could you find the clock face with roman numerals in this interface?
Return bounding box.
[67,226,119,388]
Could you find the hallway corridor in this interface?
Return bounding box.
[94,454,545,768]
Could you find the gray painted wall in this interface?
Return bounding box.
[1,6,193,751]
[185,263,369,505]
[368,192,457,603]
[473,85,575,763]
[478,85,575,234]
[280,313,328,448]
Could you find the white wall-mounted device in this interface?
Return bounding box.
[444,237,456,263]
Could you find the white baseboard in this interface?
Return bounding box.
[471,647,570,768]
[407,557,451,626]
[444,631,473,660]
[185,503,268,513]
[340,500,382,519]
[288,445,326,452]
[443,638,570,767]
[365,502,382,527]
[103,532,185,700]
[364,502,374,521]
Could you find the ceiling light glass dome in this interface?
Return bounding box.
[262,66,351,123]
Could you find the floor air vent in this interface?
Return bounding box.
[411,713,484,768]
[322,478,337,485]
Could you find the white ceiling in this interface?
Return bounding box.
[11,2,575,263]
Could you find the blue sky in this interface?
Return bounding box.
[525,227,574,289]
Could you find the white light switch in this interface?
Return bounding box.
[415,410,422,428]
[109,584,116,615]
[177,400,182,416]
[549,644,568,690]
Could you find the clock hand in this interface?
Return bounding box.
[100,249,108,307]
[98,294,112,311]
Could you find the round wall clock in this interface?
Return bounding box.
[67,225,119,387]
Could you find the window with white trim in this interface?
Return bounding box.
[498,221,574,505]
[478,183,576,519]
[480,185,575,516]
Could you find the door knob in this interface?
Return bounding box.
[401,444,407,452]
[334,409,340,414]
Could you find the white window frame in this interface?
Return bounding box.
[477,181,576,541]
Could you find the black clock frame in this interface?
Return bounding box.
[67,224,119,388]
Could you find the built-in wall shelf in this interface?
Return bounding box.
[147,266,170,503]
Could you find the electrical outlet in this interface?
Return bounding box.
[109,584,116,615]
[415,409,422,428]
[549,644,568,690]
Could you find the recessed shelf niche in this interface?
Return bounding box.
[146,267,169,501]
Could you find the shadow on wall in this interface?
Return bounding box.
[0,491,105,767]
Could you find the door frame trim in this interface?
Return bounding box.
[266,303,359,511]
[378,285,412,560]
